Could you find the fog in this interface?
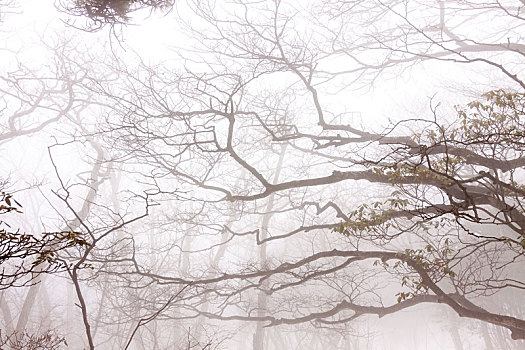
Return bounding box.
[0,0,524,349]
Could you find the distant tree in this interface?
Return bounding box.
[0,0,17,22]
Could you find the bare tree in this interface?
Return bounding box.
[0,329,66,350]
[89,0,525,345]
[0,0,17,23]
[2,0,525,349]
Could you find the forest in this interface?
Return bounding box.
[0,0,524,349]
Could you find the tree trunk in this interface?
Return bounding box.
[253,145,287,350]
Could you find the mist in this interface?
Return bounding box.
[0,0,524,349]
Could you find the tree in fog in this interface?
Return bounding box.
[0,35,154,348]
[1,1,525,349]
[89,0,525,347]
